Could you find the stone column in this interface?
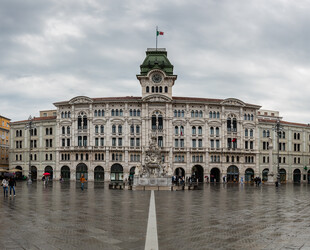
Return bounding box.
[267,137,275,184]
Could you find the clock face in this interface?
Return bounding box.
[152,74,162,83]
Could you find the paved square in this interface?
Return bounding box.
[1,182,310,249]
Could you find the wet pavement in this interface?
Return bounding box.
[1,182,310,250]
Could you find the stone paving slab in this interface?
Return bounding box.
[1,182,310,249]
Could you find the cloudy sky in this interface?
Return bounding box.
[1,0,310,123]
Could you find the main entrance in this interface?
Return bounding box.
[210,168,220,183]
[293,169,301,183]
[76,163,88,180]
[175,167,185,177]
[192,165,204,182]
[111,164,123,182]
[227,165,239,182]
[94,166,104,181]
[61,166,70,180]
[245,168,254,183]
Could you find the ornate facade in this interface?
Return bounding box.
[9,48,310,183]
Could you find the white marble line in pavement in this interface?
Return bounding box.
[145,190,159,250]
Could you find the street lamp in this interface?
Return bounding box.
[25,115,36,184]
[274,119,283,187]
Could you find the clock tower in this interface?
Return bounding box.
[137,48,177,101]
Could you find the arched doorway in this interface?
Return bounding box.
[293,169,301,183]
[16,166,22,180]
[210,168,220,183]
[61,166,70,180]
[245,168,254,183]
[129,167,135,185]
[227,165,239,182]
[45,166,53,179]
[175,167,185,177]
[94,166,104,181]
[262,168,269,182]
[76,163,88,180]
[111,164,123,182]
[192,165,204,182]
[279,168,286,183]
[31,166,37,181]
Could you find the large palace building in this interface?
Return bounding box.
[9,48,310,183]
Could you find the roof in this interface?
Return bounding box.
[259,119,310,128]
[138,48,174,76]
[11,116,57,124]
[0,115,11,121]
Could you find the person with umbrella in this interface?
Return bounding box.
[42,172,50,185]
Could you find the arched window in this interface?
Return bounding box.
[118,125,122,134]
[191,111,194,117]
[195,111,198,117]
[159,86,162,93]
[100,125,104,133]
[133,109,137,116]
[245,128,248,137]
[180,126,184,136]
[198,126,202,135]
[175,126,179,135]
[34,128,37,136]
[266,130,270,137]
[16,130,19,137]
[199,111,203,117]
[65,112,67,118]
[146,86,149,93]
[213,111,216,118]
[174,110,177,117]
[49,128,52,135]
[215,127,219,136]
[98,110,101,116]
[192,126,196,135]
[251,114,254,121]
[61,112,64,118]
[115,109,119,116]
[247,114,250,120]
[250,129,253,137]
[226,156,229,162]
[283,131,285,139]
[178,110,181,117]
[137,109,140,116]
[95,125,99,134]
[68,111,71,118]
[244,114,247,120]
[155,86,158,93]
[130,109,133,116]
[136,125,140,134]
[112,125,116,134]
[67,126,70,134]
[62,126,65,135]
[263,130,266,137]
[152,86,155,93]
[217,112,220,118]
[181,110,184,117]
[210,127,214,135]
[165,86,168,93]
[209,111,212,118]
[111,109,115,116]
[130,125,134,134]
[120,109,123,116]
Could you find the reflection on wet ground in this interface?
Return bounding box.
[1,182,310,249]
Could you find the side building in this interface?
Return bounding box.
[9,114,56,179]
[8,48,310,183]
[0,115,10,170]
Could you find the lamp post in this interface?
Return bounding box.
[274,119,283,187]
[25,115,35,184]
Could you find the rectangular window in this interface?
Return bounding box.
[78,136,82,147]
[250,141,253,149]
[216,140,220,149]
[49,139,52,147]
[175,139,179,148]
[210,140,214,149]
[198,139,202,148]
[245,141,248,149]
[180,139,184,148]
[83,136,87,146]
[130,138,135,147]
[136,138,140,147]
[95,138,99,146]
[112,138,116,147]
[62,139,65,147]
[100,138,104,146]
[118,138,122,147]
[192,139,196,148]
[67,139,70,147]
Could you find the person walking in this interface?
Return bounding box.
[8,177,16,196]
[80,174,86,190]
[2,177,9,197]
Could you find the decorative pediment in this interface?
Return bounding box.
[172,120,186,126]
[208,121,221,127]
[128,118,142,124]
[189,120,205,125]
[143,94,172,103]
[110,118,124,124]
[69,96,93,105]
[59,121,72,126]
[221,98,245,107]
[93,119,106,125]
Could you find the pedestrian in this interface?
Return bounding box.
[8,177,16,197]
[2,177,9,197]
[42,175,46,185]
[80,174,86,190]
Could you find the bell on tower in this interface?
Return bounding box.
[137,48,177,100]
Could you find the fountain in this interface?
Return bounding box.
[133,135,172,190]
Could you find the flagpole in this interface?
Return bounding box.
[156,26,158,51]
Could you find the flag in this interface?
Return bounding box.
[232,138,236,142]
[157,31,164,36]
[181,131,183,136]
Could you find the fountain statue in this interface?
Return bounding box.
[133,134,172,189]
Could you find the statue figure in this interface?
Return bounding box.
[135,164,141,176]
[167,164,173,176]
